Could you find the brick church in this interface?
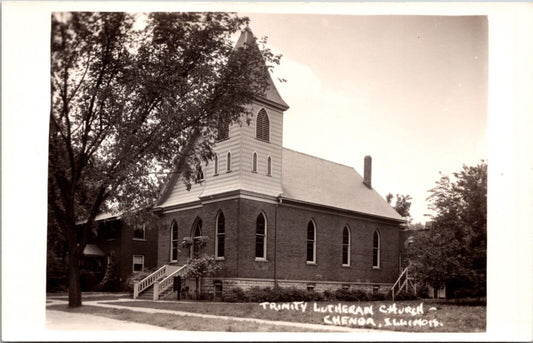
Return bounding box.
[133,26,406,299]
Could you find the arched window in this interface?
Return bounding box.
[215,211,225,259]
[256,109,270,142]
[252,152,258,172]
[306,220,316,263]
[190,218,203,259]
[373,230,381,268]
[193,219,202,237]
[170,221,178,262]
[214,154,218,175]
[226,152,231,172]
[267,156,272,176]
[195,166,204,183]
[342,226,350,266]
[255,213,267,260]
[217,120,229,141]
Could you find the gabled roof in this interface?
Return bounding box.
[234,26,289,111]
[281,148,404,222]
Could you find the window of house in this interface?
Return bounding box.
[256,109,270,142]
[252,152,257,172]
[267,156,272,176]
[132,255,144,272]
[215,211,225,259]
[373,230,381,269]
[342,226,350,266]
[214,154,218,175]
[217,120,229,141]
[133,224,145,240]
[255,213,267,260]
[171,221,178,262]
[307,284,315,292]
[226,152,231,172]
[307,220,316,264]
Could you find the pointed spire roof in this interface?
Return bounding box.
[234,26,289,111]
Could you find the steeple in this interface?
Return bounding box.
[234,26,289,111]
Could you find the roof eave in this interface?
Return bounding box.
[278,195,406,224]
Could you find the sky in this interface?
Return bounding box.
[240,14,488,223]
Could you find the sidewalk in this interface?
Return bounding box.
[46,309,168,331]
[47,298,383,333]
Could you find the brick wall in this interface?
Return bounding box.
[157,196,401,288]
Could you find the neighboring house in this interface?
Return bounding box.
[136,27,406,300]
[80,213,158,284]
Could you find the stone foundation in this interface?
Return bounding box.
[200,277,392,300]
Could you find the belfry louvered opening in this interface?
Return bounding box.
[256,109,270,142]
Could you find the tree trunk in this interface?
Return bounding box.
[68,253,82,307]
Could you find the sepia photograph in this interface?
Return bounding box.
[2,1,532,341]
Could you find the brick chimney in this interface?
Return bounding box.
[363,155,372,188]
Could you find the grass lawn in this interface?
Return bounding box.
[47,304,325,332]
[102,300,485,332]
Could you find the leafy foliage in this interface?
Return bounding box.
[49,12,280,306]
[407,161,487,297]
[386,193,412,220]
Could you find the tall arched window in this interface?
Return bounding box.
[255,213,267,260]
[342,226,351,266]
[170,221,178,262]
[214,154,218,175]
[306,220,316,264]
[195,166,204,183]
[217,120,229,141]
[190,218,203,259]
[215,211,225,259]
[267,156,272,176]
[252,152,258,172]
[226,152,231,172]
[256,109,270,142]
[373,230,381,268]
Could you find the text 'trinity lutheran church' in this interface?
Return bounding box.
[133,26,406,300]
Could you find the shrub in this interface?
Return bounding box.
[124,270,153,293]
[370,292,386,301]
[80,270,104,291]
[223,287,246,302]
[393,290,417,301]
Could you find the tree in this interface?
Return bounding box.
[407,161,487,297]
[49,12,281,307]
[181,236,221,299]
[386,193,412,219]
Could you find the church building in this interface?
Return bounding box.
[135,27,405,300]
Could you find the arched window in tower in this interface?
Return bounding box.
[226,152,231,172]
[217,120,229,141]
[170,221,178,262]
[267,156,272,176]
[252,152,257,172]
[373,230,381,268]
[255,213,267,260]
[256,109,270,142]
[307,220,316,264]
[214,154,218,175]
[342,226,351,266]
[215,211,225,259]
[195,166,204,183]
